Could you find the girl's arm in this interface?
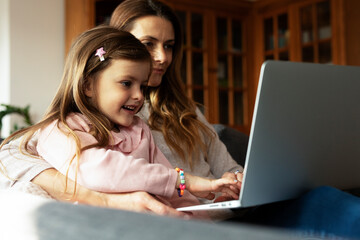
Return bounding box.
[37,118,177,198]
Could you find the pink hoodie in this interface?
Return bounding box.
[37,113,208,219]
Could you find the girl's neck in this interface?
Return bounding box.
[110,123,120,132]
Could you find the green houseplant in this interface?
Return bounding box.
[0,104,33,137]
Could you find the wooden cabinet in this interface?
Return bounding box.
[65,0,360,134]
[251,0,360,107]
[255,0,334,64]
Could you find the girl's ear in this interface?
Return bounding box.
[84,78,94,98]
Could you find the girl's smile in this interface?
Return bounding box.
[122,104,139,114]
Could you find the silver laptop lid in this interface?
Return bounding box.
[240,60,360,207]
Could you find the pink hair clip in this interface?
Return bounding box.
[95,47,106,61]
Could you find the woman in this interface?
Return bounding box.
[0,0,241,220]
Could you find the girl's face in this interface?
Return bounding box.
[129,16,175,87]
[86,59,150,127]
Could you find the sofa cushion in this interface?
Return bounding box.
[213,124,248,167]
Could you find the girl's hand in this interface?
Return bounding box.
[182,174,240,200]
[213,171,243,202]
[222,171,243,193]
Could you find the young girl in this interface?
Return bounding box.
[1,0,242,220]
[1,26,238,219]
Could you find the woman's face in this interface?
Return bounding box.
[129,16,175,87]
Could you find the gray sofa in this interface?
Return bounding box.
[1,189,304,240]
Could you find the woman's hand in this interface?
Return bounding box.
[32,168,187,218]
[96,191,187,218]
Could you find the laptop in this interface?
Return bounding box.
[177,60,360,211]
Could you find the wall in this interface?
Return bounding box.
[0,0,64,138]
[0,0,10,137]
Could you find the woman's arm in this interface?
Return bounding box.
[0,137,52,189]
[32,168,186,218]
[0,136,185,218]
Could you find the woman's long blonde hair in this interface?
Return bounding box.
[0,26,151,182]
[110,0,215,168]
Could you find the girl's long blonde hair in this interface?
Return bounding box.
[110,0,215,168]
[0,26,151,184]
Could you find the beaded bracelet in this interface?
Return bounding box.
[175,167,186,197]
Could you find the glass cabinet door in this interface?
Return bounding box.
[177,9,247,129]
[216,17,247,128]
[263,11,290,61]
[176,11,207,111]
[300,0,331,63]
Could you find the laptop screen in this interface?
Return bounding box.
[240,60,360,207]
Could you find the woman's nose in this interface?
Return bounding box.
[153,46,167,64]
